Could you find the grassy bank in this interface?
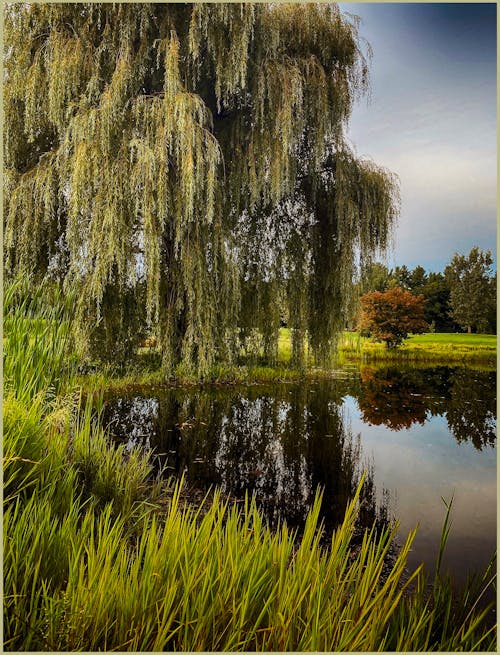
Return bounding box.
[78,361,346,396]
[80,329,496,393]
[338,331,497,366]
[4,281,497,651]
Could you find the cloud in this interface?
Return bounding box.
[342,3,497,272]
[392,149,495,204]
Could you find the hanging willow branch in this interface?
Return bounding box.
[4,2,399,375]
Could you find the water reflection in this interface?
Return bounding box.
[446,368,496,450]
[102,383,387,533]
[357,367,429,430]
[101,365,496,583]
[357,366,496,450]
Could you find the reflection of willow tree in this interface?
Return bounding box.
[446,369,496,450]
[154,389,235,484]
[203,384,374,531]
[103,383,383,531]
[101,395,158,452]
[302,386,369,529]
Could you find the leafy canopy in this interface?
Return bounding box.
[358,262,457,333]
[445,247,494,334]
[4,2,399,374]
[359,287,428,348]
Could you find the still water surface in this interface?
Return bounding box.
[102,365,496,586]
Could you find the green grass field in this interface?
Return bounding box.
[337,331,496,365]
[407,332,496,347]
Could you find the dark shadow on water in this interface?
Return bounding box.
[102,382,389,535]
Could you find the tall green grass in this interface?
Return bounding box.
[3,276,78,401]
[3,278,155,649]
[5,464,497,650]
[3,279,497,651]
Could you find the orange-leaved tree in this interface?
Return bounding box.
[359,287,428,348]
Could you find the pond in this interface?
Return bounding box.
[101,364,496,589]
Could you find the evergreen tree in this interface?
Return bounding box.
[445,247,494,334]
[359,262,393,293]
[485,272,497,333]
[4,3,399,374]
[393,265,412,290]
[418,272,455,332]
[408,265,427,293]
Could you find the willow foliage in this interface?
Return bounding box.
[4,2,399,375]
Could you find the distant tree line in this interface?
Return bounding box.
[355,247,496,334]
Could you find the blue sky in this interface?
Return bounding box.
[339,2,496,272]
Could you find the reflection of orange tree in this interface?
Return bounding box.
[357,366,430,430]
[356,366,496,449]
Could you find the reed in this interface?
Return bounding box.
[5,468,496,651]
[3,276,77,401]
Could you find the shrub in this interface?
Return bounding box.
[359,287,428,348]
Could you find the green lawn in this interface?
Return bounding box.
[337,331,496,365]
[407,332,496,348]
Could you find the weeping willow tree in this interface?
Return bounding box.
[4,2,399,375]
